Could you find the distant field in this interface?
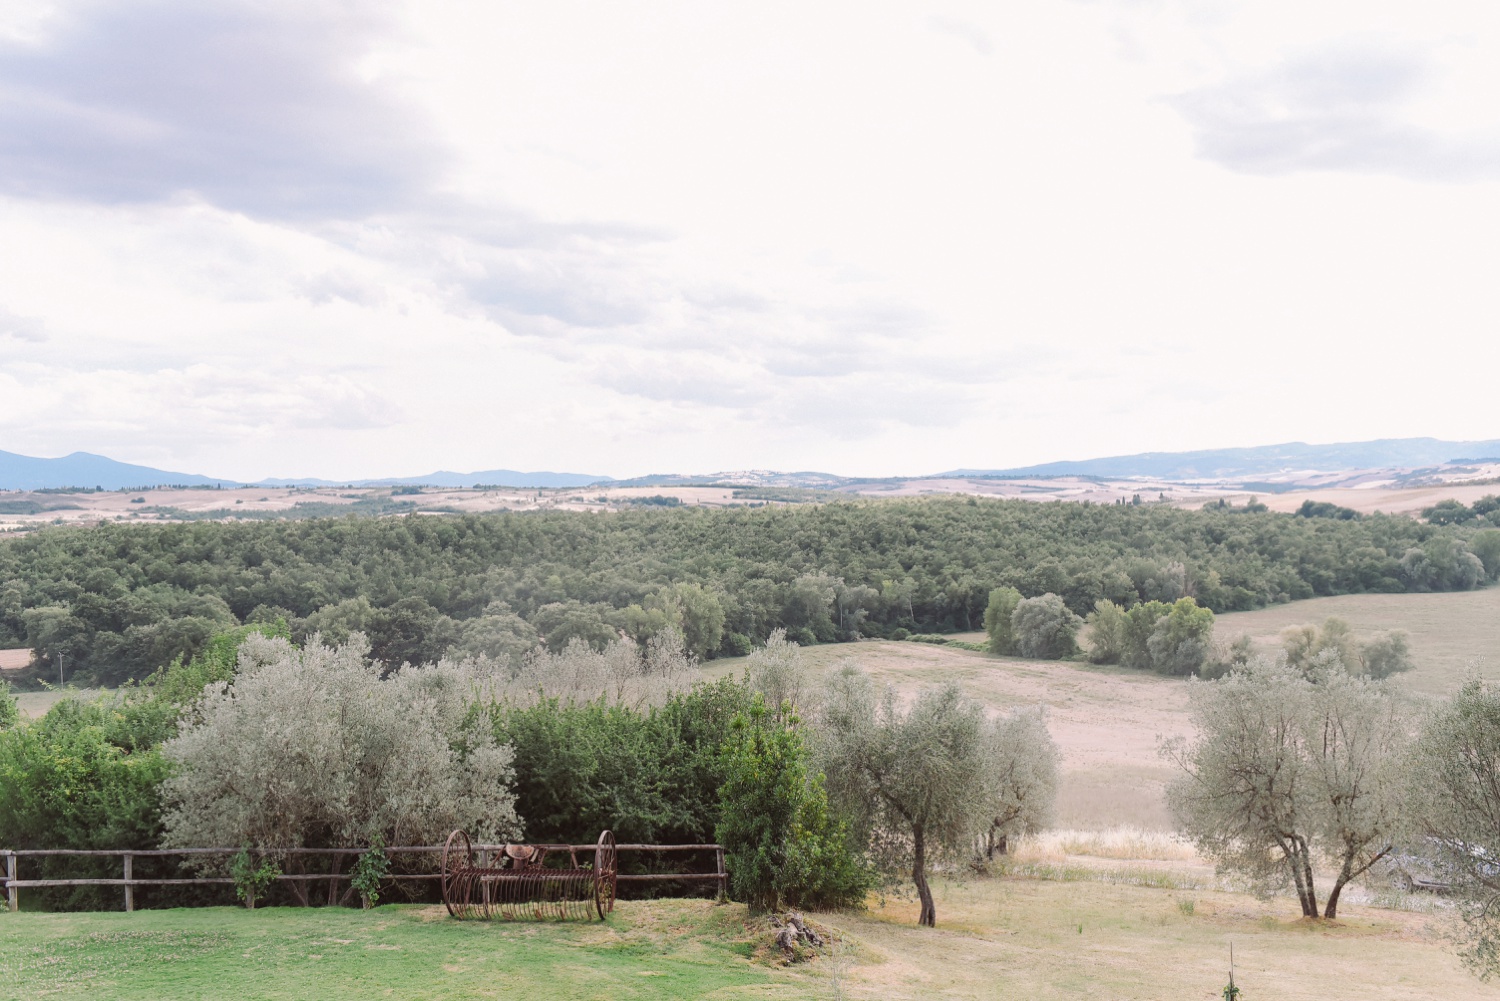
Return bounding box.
[1215,587,1500,696]
[13,689,110,719]
[710,641,1190,831]
[713,587,1500,830]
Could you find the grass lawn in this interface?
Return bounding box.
[0,900,811,1001]
[7,876,1483,1001]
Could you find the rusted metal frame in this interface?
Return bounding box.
[442,830,619,922]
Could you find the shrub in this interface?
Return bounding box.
[489,675,753,846]
[717,695,871,912]
[230,848,280,910]
[0,695,171,909]
[0,680,17,731]
[719,631,754,657]
[161,634,521,851]
[350,835,391,909]
[1010,594,1081,659]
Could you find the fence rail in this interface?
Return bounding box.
[1,843,726,913]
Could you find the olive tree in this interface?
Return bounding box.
[746,628,811,715]
[161,634,522,852]
[1164,659,1406,918]
[1407,676,1500,977]
[979,707,1059,858]
[817,670,988,927]
[495,631,694,708]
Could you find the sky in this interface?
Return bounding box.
[0,0,1498,481]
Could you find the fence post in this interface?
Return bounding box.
[715,847,726,902]
[6,852,16,913]
[123,854,134,913]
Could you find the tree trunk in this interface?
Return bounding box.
[1284,839,1318,918]
[1325,845,1388,920]
[1289,840,1319,918]
[913,824,936,928]
[1325,868,1350,919]
[1299,844,1319,918]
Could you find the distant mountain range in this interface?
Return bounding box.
[942,438,1500,482]
[0,450,611,491]
[3,437,1499,492]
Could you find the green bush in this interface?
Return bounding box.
[0,695,171,909]
[0,680,17,731]
[230,848,281,909]
[716,696,871,912]
[488,677,754,846]
[350,835,391,909]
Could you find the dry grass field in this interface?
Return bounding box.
[710,640,1191,831]
[815,875,1482,1000]
[1215,587,1500,696]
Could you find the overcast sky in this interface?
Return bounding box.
[1,0,1498,480]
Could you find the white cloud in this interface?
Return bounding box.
[1171,41,1500,181]
[0,0,1496,480]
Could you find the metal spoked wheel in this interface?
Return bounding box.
[594,830,617,920]
[441,829,475,919]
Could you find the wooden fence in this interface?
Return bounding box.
[1,843,726,913]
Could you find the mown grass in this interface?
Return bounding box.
[0,900,806,1001]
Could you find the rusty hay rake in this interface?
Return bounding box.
[440,829,617,921]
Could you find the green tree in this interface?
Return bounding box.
[1407,676,1500,976]
[716,695,870,911]
[983,587,1021,655]
[818,672,988,927]
[1146,598,1216,676]
[1010,594,1081,660]
[1084,599,1127,664]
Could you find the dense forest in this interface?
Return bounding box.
[1,497,1496,686]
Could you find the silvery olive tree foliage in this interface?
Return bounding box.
[746,628,812,716]
[492,630,695,708]
[1164,659,1406,919]
[816,669,991,928]
[161,633,522,851]
[980,707,1060,858]
[1406,676,1500,979]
